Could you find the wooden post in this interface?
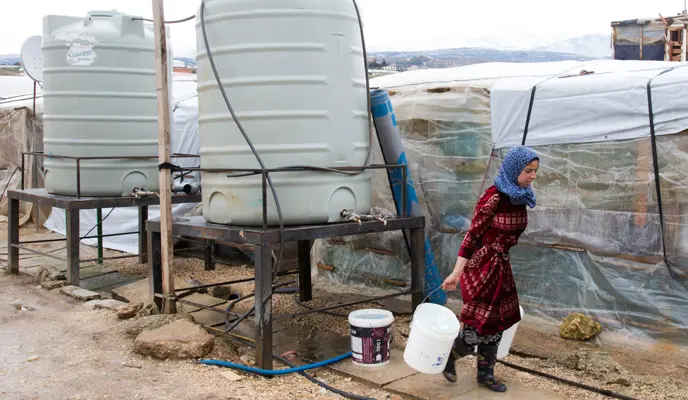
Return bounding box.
[152,0,175,314]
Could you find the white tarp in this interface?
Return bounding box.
[370,59,688,149]
[43,74,200,254]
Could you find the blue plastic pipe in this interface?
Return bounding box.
[370,89,447,305]
[199,352,352,376]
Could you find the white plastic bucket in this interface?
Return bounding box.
[348,309,395,367]
[403,303,460,374]
[497,305,524,359]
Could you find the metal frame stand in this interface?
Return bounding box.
[146,215,425,370]
[6,188,202,286]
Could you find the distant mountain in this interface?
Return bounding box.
[369,47,596,70]
[0,54,20,65]
[174,57,196,67]
[533,34,611,59]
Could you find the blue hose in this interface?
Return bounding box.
[199,352,352,376]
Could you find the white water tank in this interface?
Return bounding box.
[42,11,160,196]
[196,0,372,225]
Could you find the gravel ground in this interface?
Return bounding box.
[0,273,398,400]
[103,257,688,400]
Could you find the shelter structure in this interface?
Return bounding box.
[612,13,688,61]
[311,60,688,346]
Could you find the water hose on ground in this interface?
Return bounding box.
[199,352,352,376]
[203,326,375,400]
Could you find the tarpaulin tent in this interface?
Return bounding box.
[311,60,688,345]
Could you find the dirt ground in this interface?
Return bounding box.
[0,273,395,400]
[104,256,688,400]
[2,219,687,400]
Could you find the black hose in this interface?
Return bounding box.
[198,1,379,398]
[223,331,376,400]
[498,359,640,400]
[133,15,195,24]
[198,0,372,334]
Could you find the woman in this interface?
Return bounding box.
[441,145,539,393]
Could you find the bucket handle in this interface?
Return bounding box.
[421,285,443,305]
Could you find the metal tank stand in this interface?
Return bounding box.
[5,151,203,286]
[6,188,202,286]
[146,215,425,371]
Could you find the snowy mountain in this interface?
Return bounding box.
[533,34,612,59]
[0,54,20,65]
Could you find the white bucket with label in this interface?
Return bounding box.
[348,309,395,367]
[403,303,460,374]
[497,305,524,359]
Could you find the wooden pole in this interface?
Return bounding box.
[152,0,175,314]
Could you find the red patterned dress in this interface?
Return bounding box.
[458,185,525,335]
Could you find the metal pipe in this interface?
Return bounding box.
[274,290,412,321]
[172,181,200,194]
[96,208,103,264]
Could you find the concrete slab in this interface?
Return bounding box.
[84,299,127,311]
[454,384,569,400]
[187,304,230,327]
[111,276,189,304]
[40,280,69,290]
[60,285,101,301]
[383,370,476,400]
[78,265,118,279]
[329,348,418,386]
[178,293,228,313]
[79,272,138,292]
[384,370,570,400]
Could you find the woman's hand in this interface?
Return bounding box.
[442,256,469,291]
[441,271,461,291]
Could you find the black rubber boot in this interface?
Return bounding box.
[476,344,507,392]
[442,334,474,383]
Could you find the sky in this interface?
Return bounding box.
[1,0,686,56]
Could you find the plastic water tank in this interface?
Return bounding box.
[42,11,160,196]
[196,0,372,225]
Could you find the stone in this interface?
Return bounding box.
[120,314,187,338]
[551,350,627,379]
[41,280,68,290]
[117,302,144,320]
[239,354,255,366]
[9,299,35,311]
[210,286,238,301]
[559,313,602,341]
[137,303,159,317]
[84,299,127,311]
[607,375,632,387]
[34,268,51,284]
[133,319,215,359]
[60,285,101,301]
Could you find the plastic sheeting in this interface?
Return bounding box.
[0,107,50,227]
[313,61,688,345]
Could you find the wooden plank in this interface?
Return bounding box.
[152,0,175,314]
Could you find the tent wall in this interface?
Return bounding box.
[312,62,688,345]
[0,107,50,226]
[612,22,669,61]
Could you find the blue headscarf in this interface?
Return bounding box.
[494,146,539,208]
